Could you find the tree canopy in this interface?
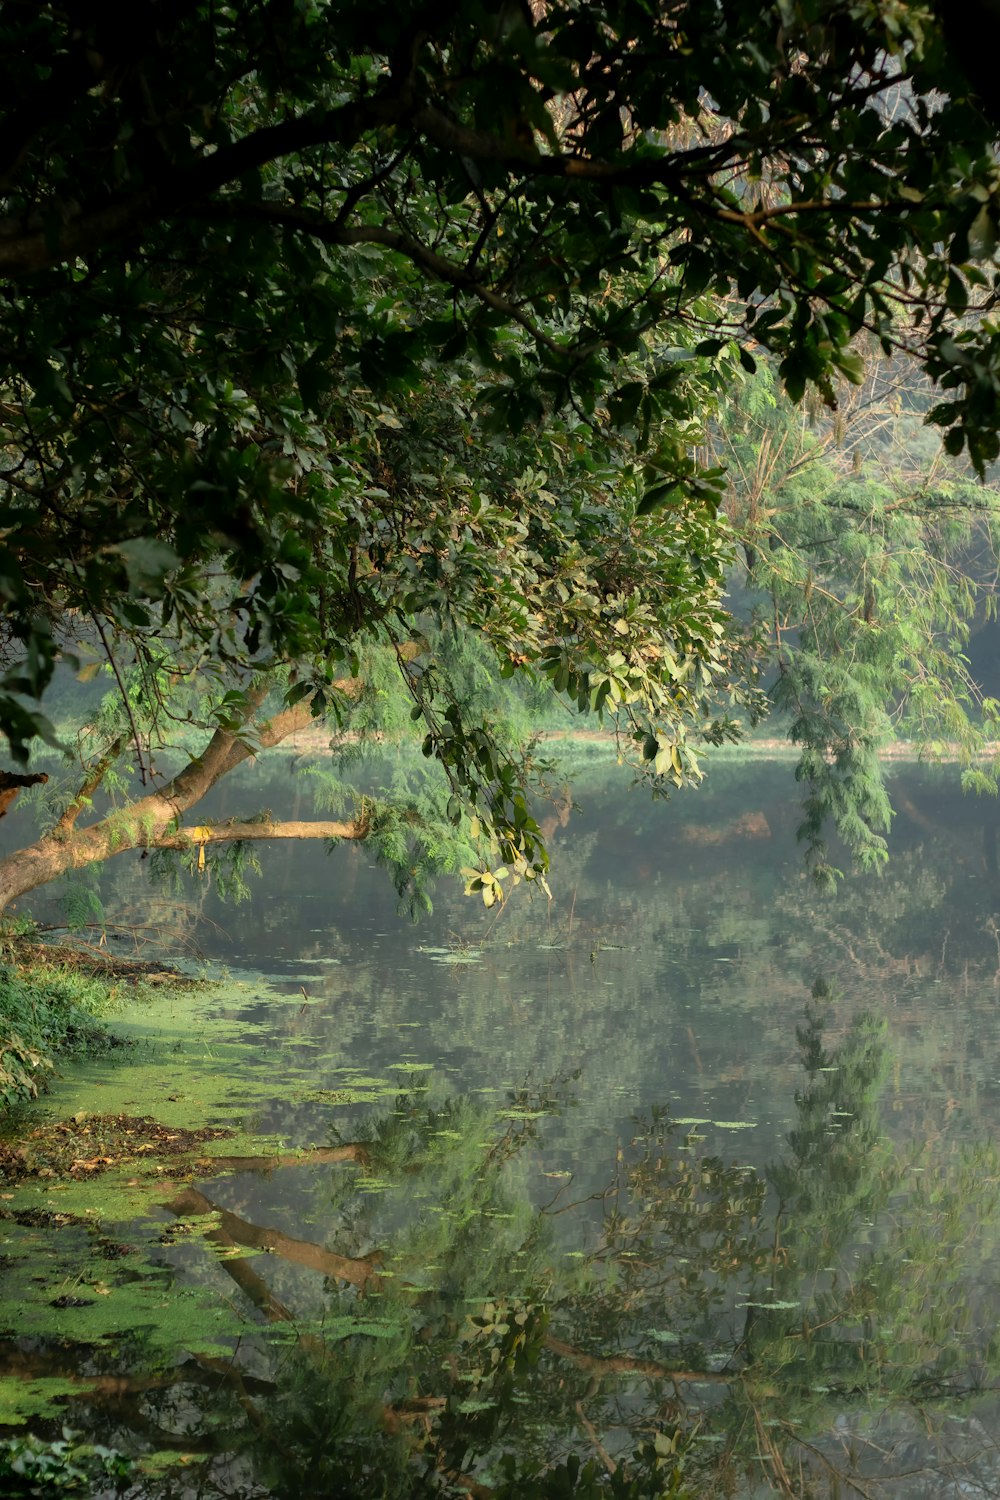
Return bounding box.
[4,0,1000,899]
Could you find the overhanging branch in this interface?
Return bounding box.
[194,203,566,354]
[164,818,369,849]
[0,77,926,291]
[0,94,408,277]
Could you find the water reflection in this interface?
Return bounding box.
[253,1008,1000,1498]
[7,759,1000,1494]
[5,992,1000,1497]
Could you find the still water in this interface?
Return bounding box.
[5,752,1000,1498]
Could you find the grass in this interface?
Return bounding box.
[0,944,145,1113]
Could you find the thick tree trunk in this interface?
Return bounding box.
[0,697,368,915]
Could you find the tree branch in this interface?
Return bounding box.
[0,658,429,912]
[199,1143,370,1174]
[194,203,566,354]
[0,95,408,277]
[157,682,270,816]
[0,73,935,286]
[161,817,369,850]
[57,733,127,834]
[214,697,327,778]
[165,1185,384,1290]
[0,1345,276,1403]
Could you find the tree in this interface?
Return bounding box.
[3,0,1000,904]
[717,354,1000,882]
[0,363,743,914]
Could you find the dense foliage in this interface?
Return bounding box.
[719,356,1000,879]
[3,1,1000,892]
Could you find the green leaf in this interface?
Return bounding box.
[109,539,179,594]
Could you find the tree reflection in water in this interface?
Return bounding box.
[5,984,1000,1498]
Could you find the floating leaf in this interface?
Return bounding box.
[736,1300,801,1311]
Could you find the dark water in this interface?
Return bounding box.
[5,753,1000,1497]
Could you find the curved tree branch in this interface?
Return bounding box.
[0,94,408,276]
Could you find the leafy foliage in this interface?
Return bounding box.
[719,357,1000,880]
[0,956,131,1111]
[0,1429,132,1495]
[4,1,1000,882]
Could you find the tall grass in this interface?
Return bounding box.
[0,958,129,1111]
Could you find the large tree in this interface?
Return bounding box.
[718,353,1000,882]
[2,0,1000,908]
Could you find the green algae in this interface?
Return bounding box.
[0,1206,250,1360]
[39,981,320,1125]
[2,1252,253,1368]
[0,1377,91,1426]
[8,1278,248,1360]
[302,1085,392,1104]
[0,964,369,1434]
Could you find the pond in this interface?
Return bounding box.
[4,750,1000,1498]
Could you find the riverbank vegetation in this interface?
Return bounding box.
[0,943,173,1113]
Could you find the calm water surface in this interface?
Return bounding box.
[5,754,1000,1498]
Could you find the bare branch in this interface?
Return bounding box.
[161,817,369,849]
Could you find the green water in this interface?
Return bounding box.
[4,755,1000,1497]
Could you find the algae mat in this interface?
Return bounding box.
[0,971,402,1435]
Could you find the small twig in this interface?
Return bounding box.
[87,606,149,785]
